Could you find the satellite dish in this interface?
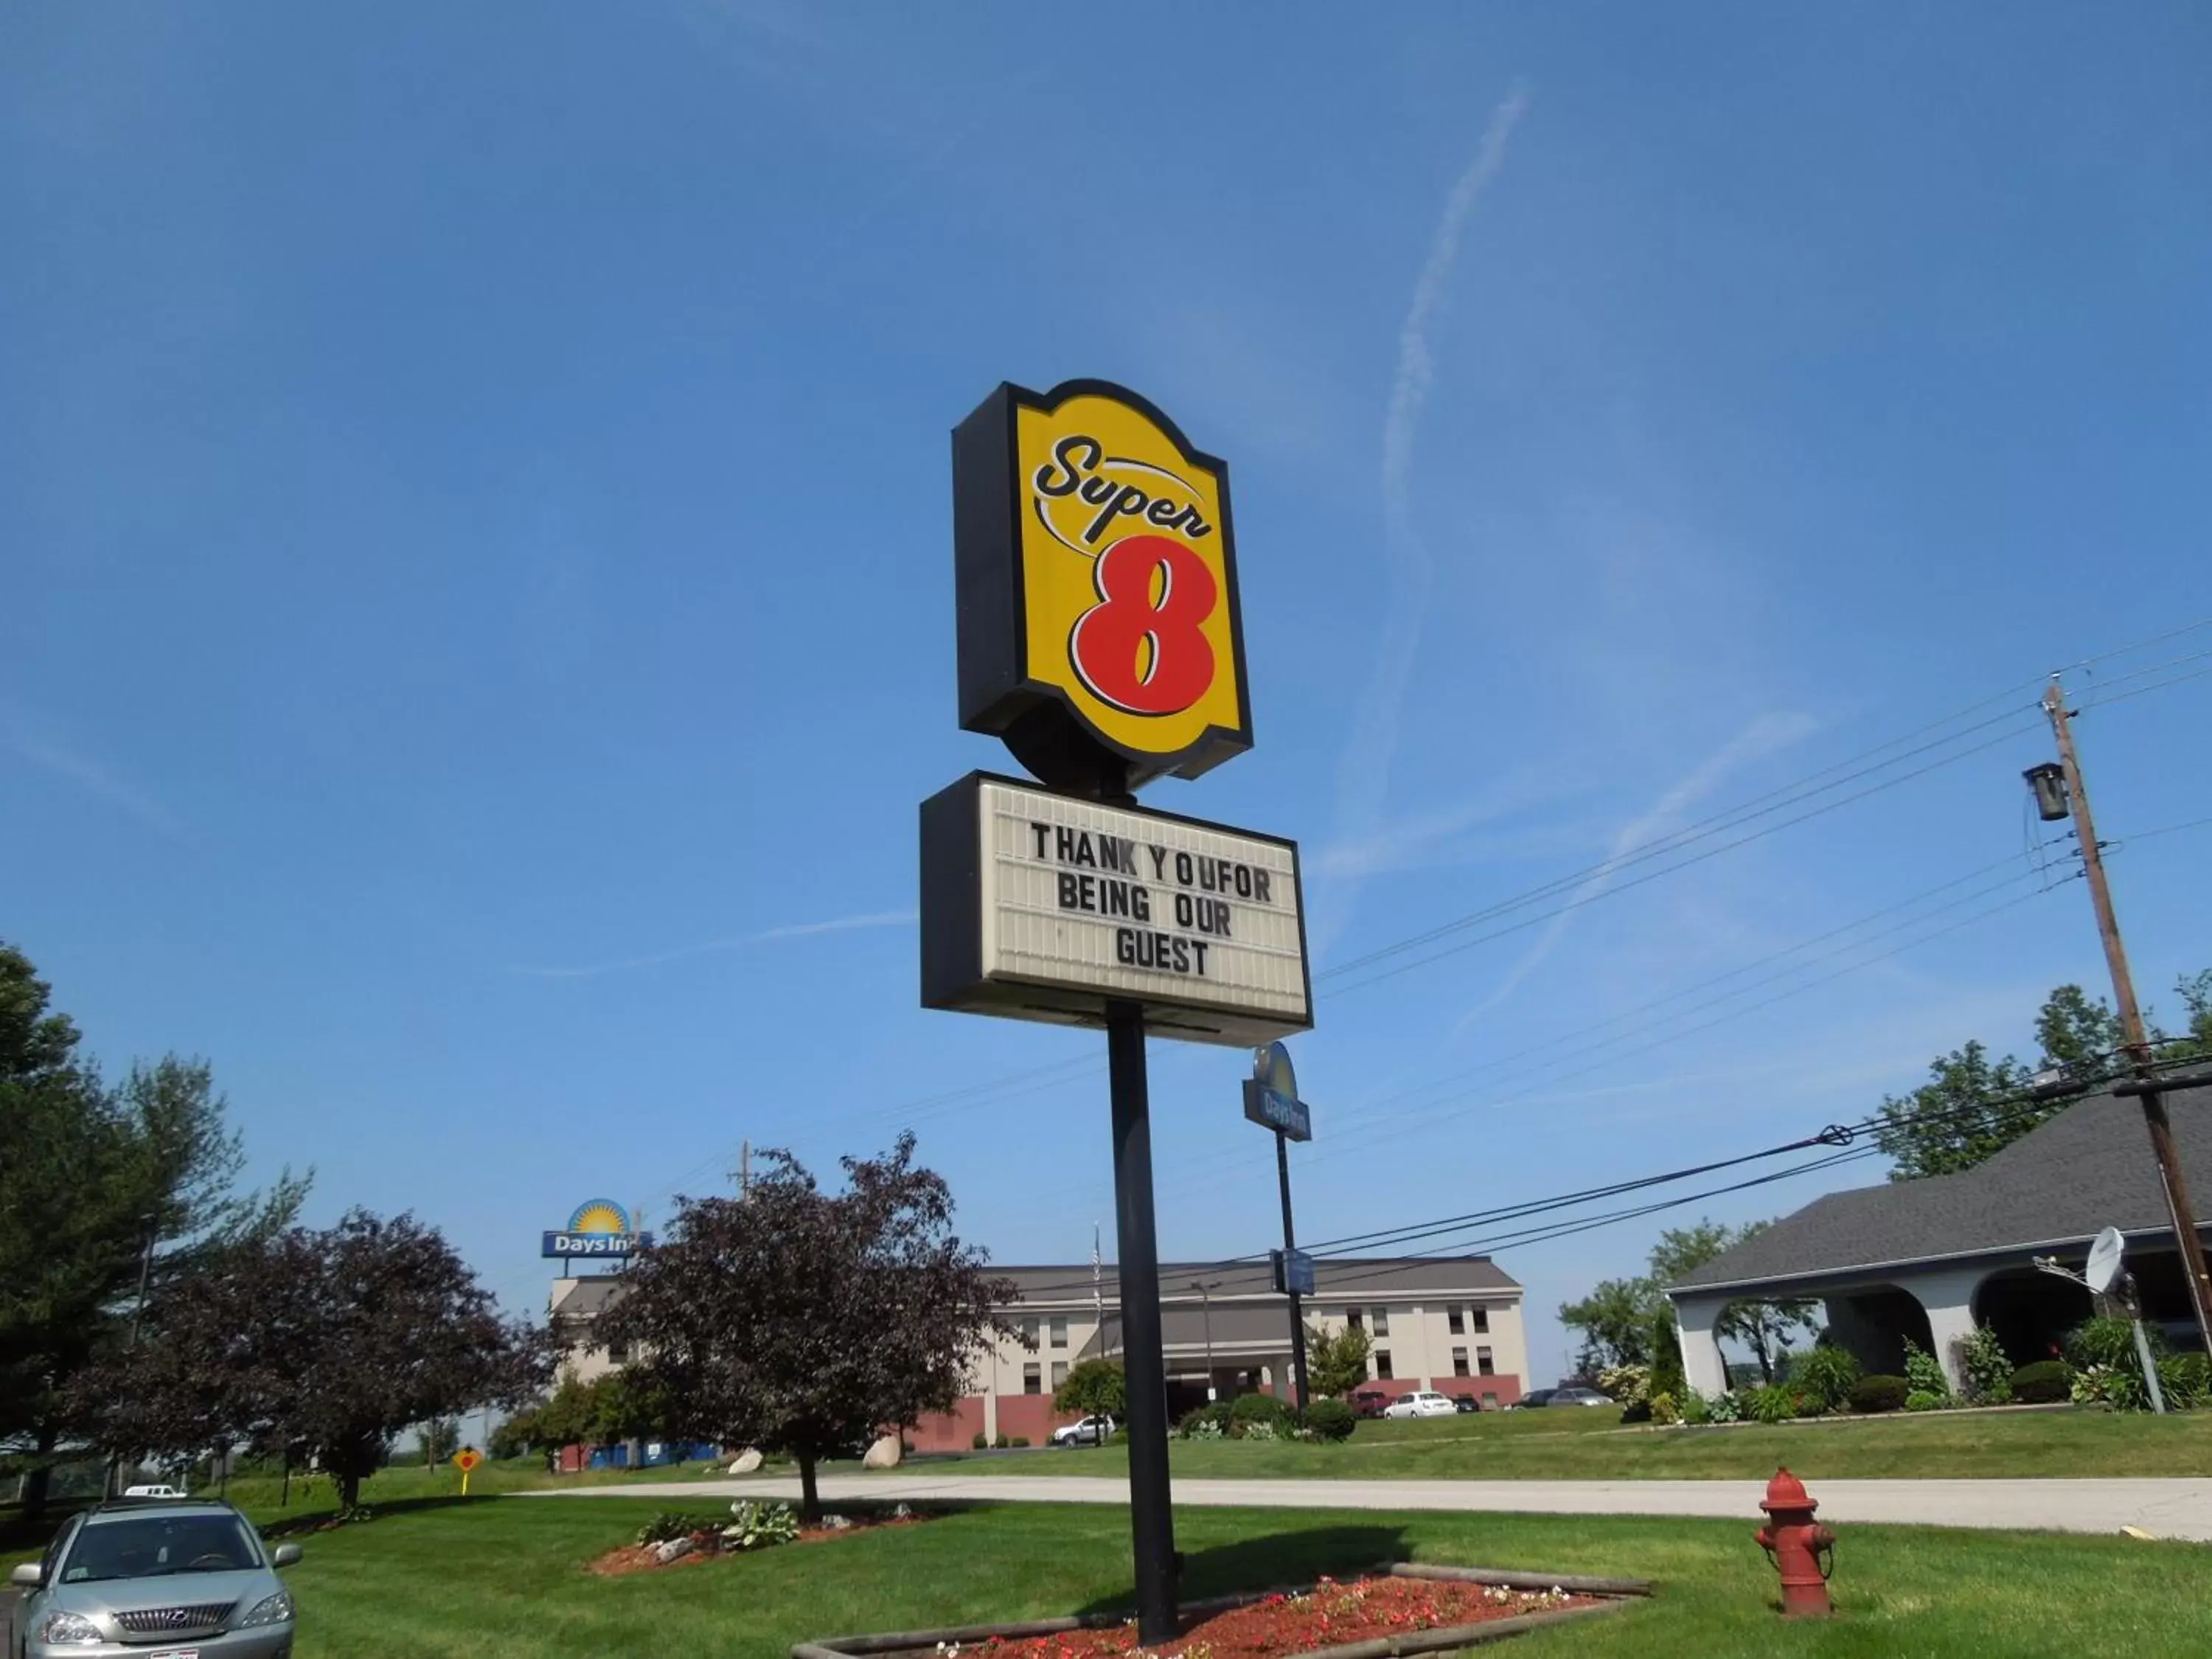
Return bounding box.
[2085,1227,2126,1295]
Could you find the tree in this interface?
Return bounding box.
[1566,1220,1820,1388]
[596,1134,1012,1520]
[1052,1358,1126,1418]
[80,1210,551,1510]
[420,1419,461,1466]
[1557,1278,1654,1374]
[1872,977,2209,1180]
[1303,1321,1372,1398]
[0,945,306,1525]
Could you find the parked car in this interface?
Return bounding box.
[1352,1388,1391,1419]
[1048,1414,1117,1447]
[1506,1388,1557,1410]
[10,1496,302,1658]
[120,1484,185,1499]
[1549,1387,1614,1408]
[1450,1394,1480,1413]
[1382,1390,1458,1419]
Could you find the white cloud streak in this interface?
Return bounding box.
[1324,87,1530,950]
[514,908,917,979]
[1453,712,1818,1033]
[0,700,182,837]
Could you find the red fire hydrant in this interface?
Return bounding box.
[1755,1467,1835,1618]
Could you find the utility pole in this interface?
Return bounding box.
[2041,675,2212,1357]
[105,1217,159,1498]
[732,1141,752,1199]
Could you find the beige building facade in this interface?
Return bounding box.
[918,1254,1528,1451]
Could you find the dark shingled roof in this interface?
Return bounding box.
[1668,1083,2212,1295]
[998,1256,1520,1305]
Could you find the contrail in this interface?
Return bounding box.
[514,908,917,978]
[1323,86,1531,955]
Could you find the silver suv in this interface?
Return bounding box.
[10,1498,302,1658]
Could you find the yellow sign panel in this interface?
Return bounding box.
[953,380,1252,790]
[453,1448,481,1473]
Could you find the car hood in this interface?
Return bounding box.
[50,1566,279,1622]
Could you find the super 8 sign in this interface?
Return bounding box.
[953,380,1252,791]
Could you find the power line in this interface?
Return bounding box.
[1320,717,2045,996]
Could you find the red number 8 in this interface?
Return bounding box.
[1068,535,1218,716]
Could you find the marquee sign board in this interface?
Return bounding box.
[1271,1248,1316,1297]
[921,771,1311,1047]
[952,380,1252,793]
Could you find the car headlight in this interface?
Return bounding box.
[39,1609,105,1644]
[238,1590,296,1627]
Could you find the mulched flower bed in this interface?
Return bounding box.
[944,1578,1597,1659]
[591,1510,936,1576]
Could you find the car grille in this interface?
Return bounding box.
[114,1601,236,1635]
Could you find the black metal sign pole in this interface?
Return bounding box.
[1275,1127,1310,1413]
[1107,998,1179,1644]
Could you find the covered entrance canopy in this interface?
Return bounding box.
[1665,1085,2211,1394]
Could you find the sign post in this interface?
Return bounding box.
[1248,1043,1313,1412]
[452,1447,482,1496]
[925,380,1312,1646]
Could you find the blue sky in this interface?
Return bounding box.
[5,3,2210,1384]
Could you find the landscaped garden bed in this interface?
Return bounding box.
[593,1500,937,1575]
[792,1562,1649,1659]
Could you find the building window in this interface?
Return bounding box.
[1477,1346,1495,1376]
[1023,1363,1041,1394]
[1447,1306,1464,1335]
[1371,1306,1391,1338]
[1052,1360,1068,1389]
[1374,1349,1394,1380]
[1452,1347,1470,1377]
[1021,1317,1040,1350]
[605,1340,631,1366]
[1346,1307,1363,1329]
[1472,1308,1489,1334]
[1050,1316,1068,1349]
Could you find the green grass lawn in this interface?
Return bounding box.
[913,1404,2212,1481]
[114,1495,2212,1658]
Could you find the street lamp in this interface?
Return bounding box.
[1191,1279,1220,1402]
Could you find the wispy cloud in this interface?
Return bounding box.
[0,700,182,837]
[1310,768,1590,881]
[1453,712,1817,1032]
[514,908,917,979]
[1324,87,1531,949]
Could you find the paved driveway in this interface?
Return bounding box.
[532,1472,2212,1541]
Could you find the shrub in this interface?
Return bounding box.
[1617,1399,1652,1425]
[1848,1374,1908,1414]
[2067,1315,2160,1374]
[971,1433,988,1450]
[2070,1363,2145,1411]
[1180,1416,1225,1441]
[1228,1392,1295,1430]
[724,1500,799,1550]
[992,1434,1009,1449]
[636,1511,725,1545]
[1598,1363,1652,1406]
[1748,1385,1798,1425]
[2008,1360,2070,1405]
[1702,1389,1743,1424]
[1902,1338,1952,1407]
[1952,1325,2014,1405]
[2158,1354,2211,1410]
[1647,1391,1680,1426]
[1789,1346,1862,1414]
[1905,1390,1947,1412]
[1242,1419,1279,1442]
[1302,1398,1357,1441]
[1008,1436,1031,1447]
[1679,1391,1712,1426]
